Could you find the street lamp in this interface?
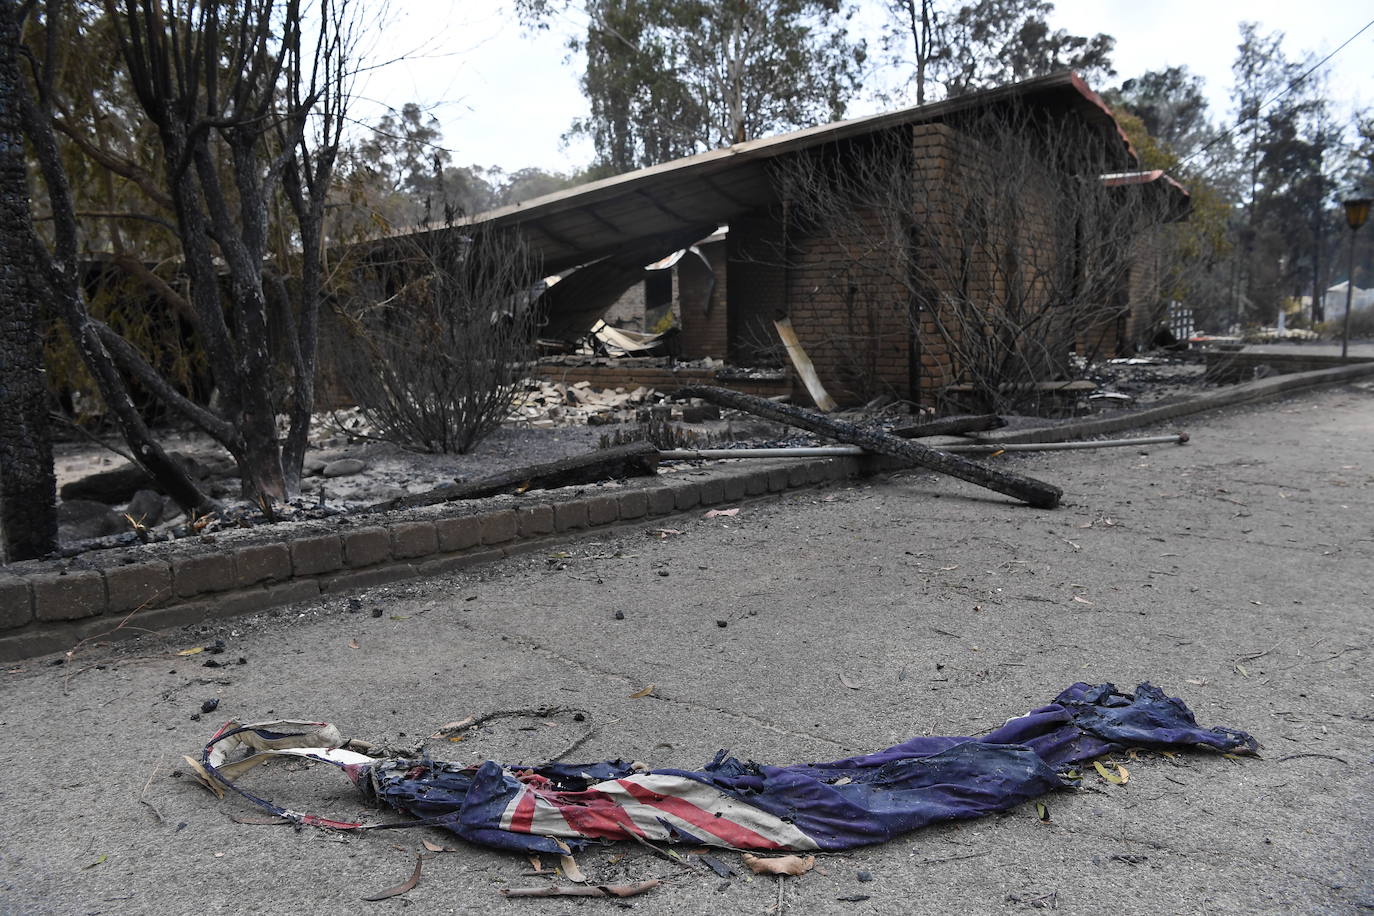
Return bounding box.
[1341,192,1372,360]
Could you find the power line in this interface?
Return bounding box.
[1179,15,1374,170]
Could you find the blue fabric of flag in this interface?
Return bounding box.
[350,682,1256,853]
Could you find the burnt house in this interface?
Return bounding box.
[453,72,1189,409]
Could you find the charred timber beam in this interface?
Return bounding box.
[636,190,694,226]
[364,442,660,512]
[582,204,624,237]
[675,386,1061,509]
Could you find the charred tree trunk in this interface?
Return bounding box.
[677,386,1061,508]
[0,0,56,560]
[14,17,215,520]
[365,442,661,512]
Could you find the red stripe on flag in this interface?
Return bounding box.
[551,788,647,841]
[508,786,536,833]
[616,779,786,849]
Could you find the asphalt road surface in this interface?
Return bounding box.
[2,381,1371,915]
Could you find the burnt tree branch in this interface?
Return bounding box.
[676,386,1061,508]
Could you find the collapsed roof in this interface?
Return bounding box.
[374,72,1181,341]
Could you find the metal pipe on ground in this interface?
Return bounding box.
[658,433,1189,461]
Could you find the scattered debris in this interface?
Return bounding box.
[367,442,660,511]
[774,316,836,411]
[500,880,660,899]
[703,507,739,518]
[743,853,815,876]
[699,854,736,878]
[675,385,1062,508]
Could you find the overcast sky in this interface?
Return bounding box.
[351,0,1374,175]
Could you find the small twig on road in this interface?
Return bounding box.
[1274,753,1348,765]
[62,599,168,693]
[138,753,165,824]
[911,850,990,866]
[1234,643,1280,663]
[427,707,595,762]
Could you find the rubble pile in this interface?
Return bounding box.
[1085,355,1208,408]
[510,380,662,428]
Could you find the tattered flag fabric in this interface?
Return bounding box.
[193,683,1257,853]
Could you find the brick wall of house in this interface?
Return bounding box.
[1077,228,1166,360]
[786,206,913,404]
[603,279,646,330]
[677,239,728,359]
[726,210,788,366]
[908,123,1076,409]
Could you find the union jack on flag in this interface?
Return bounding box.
[195,683,1256,853]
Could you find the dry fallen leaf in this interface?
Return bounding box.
[362,855,422,902]
[1093,760,1129,785]
[421,840,448,853]
[647,528,682,539]
[742,854,816,877]
[559,854,587,883]
[527,855,543,873]
[1071,596,1094,605]
[347,638,360,650]
[177,647,205,656]
[838,674,863,690]
[1035,802,1050,823]
[628,684,656,699]
[703,507,740,518]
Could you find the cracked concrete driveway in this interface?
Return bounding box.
[2,382,1372,915]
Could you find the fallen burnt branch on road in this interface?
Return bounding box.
[675,385,1062,508]
[364,442,660,512]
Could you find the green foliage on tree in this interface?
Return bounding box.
[522,0,866,173]
[935,0,1114,97]
[333,104,588,236]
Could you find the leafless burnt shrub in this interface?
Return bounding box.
[331,224,541,453]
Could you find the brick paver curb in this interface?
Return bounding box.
[3,360,1370,662]
[0,454,860,661]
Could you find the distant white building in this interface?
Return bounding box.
[1302,281,1374,319]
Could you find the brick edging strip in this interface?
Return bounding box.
[3,361,1371,661]
[0,456,862,661]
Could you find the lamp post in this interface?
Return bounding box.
[1341,193,1372,359]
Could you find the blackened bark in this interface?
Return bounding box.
[14,15,214,519]
[0,0,56,560]
[365,443,661,512]
[677,385,1062,508]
